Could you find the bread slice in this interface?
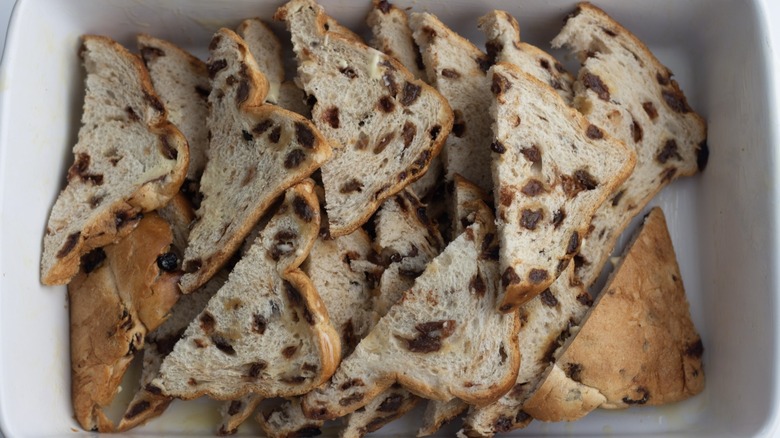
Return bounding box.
[118,269,228,432]
[478,10,574,104]
[367,0,425,81]
[217,394,263,435]
[69,213,178,432]
[342,384,422,438]
[154,180,341,400]
[523,207,705,421]
[41,35,189,285]
[137,34,209,206]
[451,173,492,237]
[409,12,493,193]
[551,3,708,287]
[489,62,635,312]
[301,202,520,420]
[366,0,440,198]
[418,398,468,437]
[373,189,444,316]
[459,264,592,435]
[178,29,332,293]
[257,399,326,438]
[275,0,453,237]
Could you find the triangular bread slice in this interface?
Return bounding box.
[418,398,468,437]
[367,0,425,81]
[154,180,341,400]
[178,29,331,293]
[523,207,705,421]
[552,2,708,287]
[478,10,574,104]
[301,202,520,420]
[342,384,422,438]
[460,264,593,435]
[69,213,178,432]
[257,226,384,438]
[489,62,635,312]
[118,268,228,432]
[275,0,453,237]
[217,394,263,436]
[41,35,189,285]
[373,189,444,316]
[409,12,494,193]
[367,0,441,199]
[137,35,210,205]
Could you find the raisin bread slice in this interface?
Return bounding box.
[552,3,708,287]
[366,0,440,198]
[489,62,635,312]
[275,0,453,237]
[410,12,493,193]
[523,208,705,421]
[179,29,332,293]
[367,0,425,81]
[302,202,520,420]
[342,384,422,438]
[418,398,468,437]
[478,10,574,104]
[155,180,341,400]
[373,189,444,316]
[69,213,178,432]
[118,269,228,432]
[217,394,264,436]
[137,35,210,205]
[460,264,593,436]
[41,35,188,285]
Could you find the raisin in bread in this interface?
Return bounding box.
[301,202,520,420]
[366,0,440,198]
[154,180,341,400]
[179,29,332,293]
[410,12,493,193]
[460,264,593,436]
[552,3,708,287]
[523,208,705,421]
[137,34,210,205]
[275,0,453,237]
[373,189,444,316]
[41,35,188,285]
[489,62,635,312]
[69,213,178,432]
[478,10,574,104]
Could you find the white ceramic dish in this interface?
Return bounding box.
[1,0,778,436]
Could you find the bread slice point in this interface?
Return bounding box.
[552,2,708,287]
[478,10,575,104]
[523,207,705,421]
[489,62,635,312]
[178,29,331,293]
[154,180,341,400]
[301,202,520,420]
[41,35,189,285]
[275,0,453,237]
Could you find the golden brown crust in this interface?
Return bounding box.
[524,207,704,421]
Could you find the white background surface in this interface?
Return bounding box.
[0,0,13,63]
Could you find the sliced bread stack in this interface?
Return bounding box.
[41,35,189,286]
[178,28,331,293]
[275,0,452,237]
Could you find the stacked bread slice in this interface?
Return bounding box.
[43,1,709,435]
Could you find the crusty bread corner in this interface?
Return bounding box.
[178,28,332,293]
[41,35,189,285]
[275,0,453,238]
[154,180,342,401]
[523,207,705,421]
[489,62,635,312]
